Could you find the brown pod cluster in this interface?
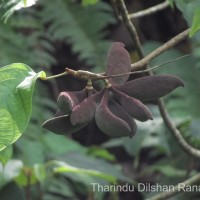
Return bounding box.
[42,42,184,138]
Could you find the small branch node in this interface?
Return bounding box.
[104,79,112,88]
[65,68,77,77]
[85,79,94,90]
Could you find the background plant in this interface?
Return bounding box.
[0,0,200,200]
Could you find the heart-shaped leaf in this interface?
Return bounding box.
[115,74,184,101]
[0,63,45,151]
[106,42,131,85]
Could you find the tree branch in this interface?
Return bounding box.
[158,100,200,158]
[115,1,200,200]
[131,29,190,71]
[129,1,170,19]
[116,0,200,161]
[147,173,200,200]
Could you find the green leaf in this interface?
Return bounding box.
[17,139,45,166]
[0,145,13,166]
[23,0,27,6]
[190,7,200,37]
[53,161,117,183]
[1,0,39,22]
[0,160,23,189]
[175,0,194,24]
[33,164,46,182]
[183,0,195,3]
[60,152,132,184]
[87,146,116,161]
[82,0,99,6]
[167,0,174,7]
[45,178,76,199]
[0,63,45,151]
[15,167,38,186]
[151,165,186,177]
[42,134,86,156]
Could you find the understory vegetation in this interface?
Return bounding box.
[0,0,200,200]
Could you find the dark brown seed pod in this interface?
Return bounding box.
[95,89,131,137]
[106,42,131,85]
[42,115,86,135]
[111,87,153,122]
[57,89,87,114]
[108,101,137,138]
[114,74,184,102]
[70,90,104,126]
[57,92,75,114]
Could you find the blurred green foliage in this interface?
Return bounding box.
[0,0,200,200]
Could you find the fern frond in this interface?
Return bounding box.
[40,0,116,72]
[0,11,56,67]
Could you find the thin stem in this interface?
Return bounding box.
[147,173,200,200]
[40,71,68,80]
[129,1,170,19]
[102,54,191,79]
[25,169,32,200]
[37,183,43,200]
